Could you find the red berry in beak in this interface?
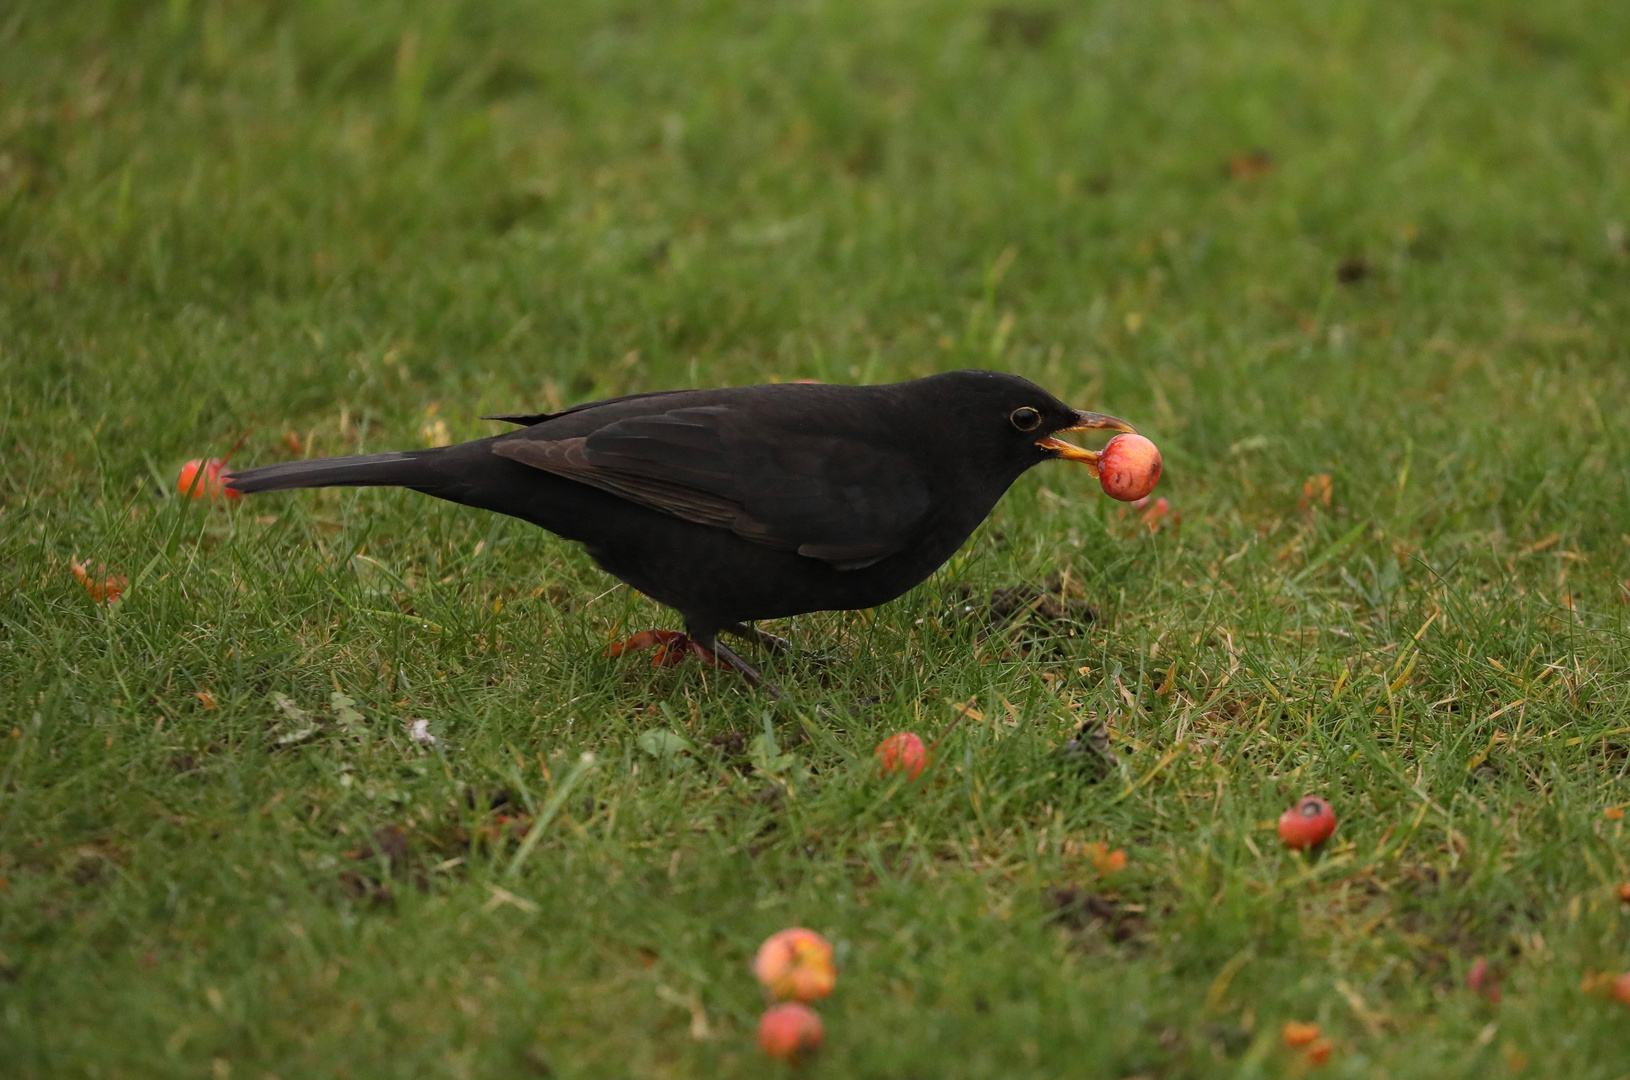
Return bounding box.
[1097,433,1162,502]
[178,457,241,501]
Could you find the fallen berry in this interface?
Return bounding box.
[1617,882,1630,904]
[1097,433,1162,502]
[1278,795,1337,851]
[1466,957,1502,1003]
[875,732,927,781]
[1281,1021,1320,1049]
[1304,1037,1333,1066]
[178,457,241,501]
[758,1002,824,1064]
[753,928,836,1003]
[70,558,127,604]
[1615,972,1630,1008]
[1085,841,1127,876]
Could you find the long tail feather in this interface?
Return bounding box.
[224,452,430,494]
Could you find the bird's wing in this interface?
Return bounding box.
[491,405,930,569]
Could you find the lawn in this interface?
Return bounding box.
[3,0,1630,1076]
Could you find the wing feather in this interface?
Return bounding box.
[491,406,929,568]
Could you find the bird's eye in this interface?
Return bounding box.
[1010,407,1042,432]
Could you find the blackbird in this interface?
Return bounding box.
[226,369,1134,695]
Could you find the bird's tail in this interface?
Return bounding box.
[225,451,444,495]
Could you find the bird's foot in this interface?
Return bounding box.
[604,630,726,669]
[723,622,793,655]
[705,638,782,700]
[723,623,834,668]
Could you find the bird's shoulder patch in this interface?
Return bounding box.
[492,437,744,532]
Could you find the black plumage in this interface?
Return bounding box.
[226,369,1133,693]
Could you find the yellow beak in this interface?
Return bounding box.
[1036,410,1137,477]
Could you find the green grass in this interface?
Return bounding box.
[4,0,1630,1075]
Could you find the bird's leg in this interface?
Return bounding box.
[723,622,793,655]
[688,630,782,700]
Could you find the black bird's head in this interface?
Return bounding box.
[911,370,1136,485]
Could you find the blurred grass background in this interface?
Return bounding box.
[3,1,1630,1077]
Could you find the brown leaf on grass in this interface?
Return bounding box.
[1281,1021,1320,1048]
[1581,970,1618,996]
[1299,474,1333,511]
[1227,150,1274,180]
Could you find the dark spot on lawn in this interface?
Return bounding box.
[986,6,1058,48]
[1045,886,1147,943]
[69,845,124,888]
[952,574,1095,650]
[463,786,515,811]
[1337,256,1371,284]
[710,731,755,775]
[338,825,432,903]
[521,1045,554,1076]
[1059,717,1111,779]
[169,753,197,774]
[337,869,393,906]
[1201,1020,1253,1056]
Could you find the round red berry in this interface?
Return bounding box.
[1098,433,1162,502]
[1278,795,1337,851]
[875,732,927,780]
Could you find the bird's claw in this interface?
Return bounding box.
[604,630,726,669]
